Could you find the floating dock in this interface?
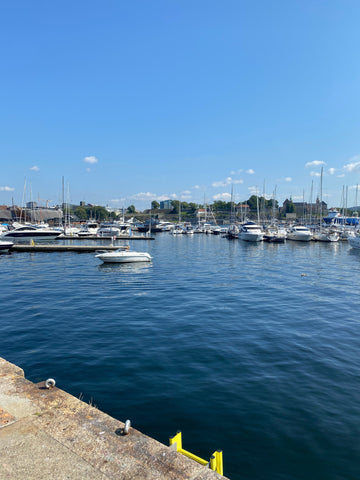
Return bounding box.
[10,244,128,253]
[58,235,154,240]
[0,357,227,480]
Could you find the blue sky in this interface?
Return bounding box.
[1,0,360,210]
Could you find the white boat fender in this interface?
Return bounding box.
[124,419,131,435]
[45,378,56,389]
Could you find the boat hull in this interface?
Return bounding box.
[239,233,263,242]
[2,232,61,241]
[0,241,14,251]
[96,252,152,263]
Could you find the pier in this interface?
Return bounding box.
[10,244,129,253]
[0,357,227,479]
[59,235,155,240]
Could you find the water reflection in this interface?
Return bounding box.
[98,262,153,274]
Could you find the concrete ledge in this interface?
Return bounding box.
[0,358,228,479]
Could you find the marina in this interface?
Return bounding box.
[1,233,360,480]
[3,2,360,479]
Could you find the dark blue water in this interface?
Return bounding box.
[1,235,360,480]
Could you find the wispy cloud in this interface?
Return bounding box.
[213,192,232,201]
[246,169,255,175]
[305,160,326,168]
[83,155,98,164]
[310,171,321,177]
[129,192,178,202]
[230,169,243,175]
[0,186,15,191]
[248,186,260,195]
[30,165,40,172]
[131,192,156,201]
[328,168,336,175]
[212,177,243,188]
[284,177,292,182]
[343,155,360,173]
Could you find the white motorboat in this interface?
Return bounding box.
[224,225,240,239]
[238,222,263,242]
[95,249,153,263]
[348,234,360,249]
[1,225,61,241]
[0,241,14,252]
[97,223,122,237]
[313,229,339,242]
[286,225,312,242]
[78,222,99,236]
[263,226,287,243]
[172,226,184,235]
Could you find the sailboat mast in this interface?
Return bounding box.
[62,176,65,228]
[272,185,277,223]
[309,180,313,226]
[20,177,27,223]
[355,184,359,210]
[256,187,260,225]
[230,184,234,225]
[320,167,323,226]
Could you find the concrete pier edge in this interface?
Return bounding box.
[0,357,228,479]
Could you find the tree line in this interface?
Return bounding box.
[68,195,293,222]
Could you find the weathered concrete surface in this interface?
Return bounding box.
[0,358,228,480]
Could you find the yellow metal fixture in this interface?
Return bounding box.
[169,431,223,476]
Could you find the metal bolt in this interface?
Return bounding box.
[123,419,131,435]
[45,378,56,389]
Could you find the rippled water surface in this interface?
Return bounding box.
[2,235,360,480]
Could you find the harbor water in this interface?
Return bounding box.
[1,234,360,480]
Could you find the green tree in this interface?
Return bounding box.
[213,201,227,211]
[171,200,180,214]
[90,206,109,221]
[246,195,259,211]
[127,205,136,214]
[73,206,88,220]
[266,199,279,209]
[285,198,295,213]
[151,201,160,210]
[188,202,198,213]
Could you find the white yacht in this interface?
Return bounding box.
[97,222,132,237]
[1,225,62,241]
[238,222,263,242]
[263,226,287,243]
[172,226,184,235]
[183,223,194,235]
[95,249,152,263]
[286,225,312,242]
[78,221,99,236]
[313,229,339,242]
